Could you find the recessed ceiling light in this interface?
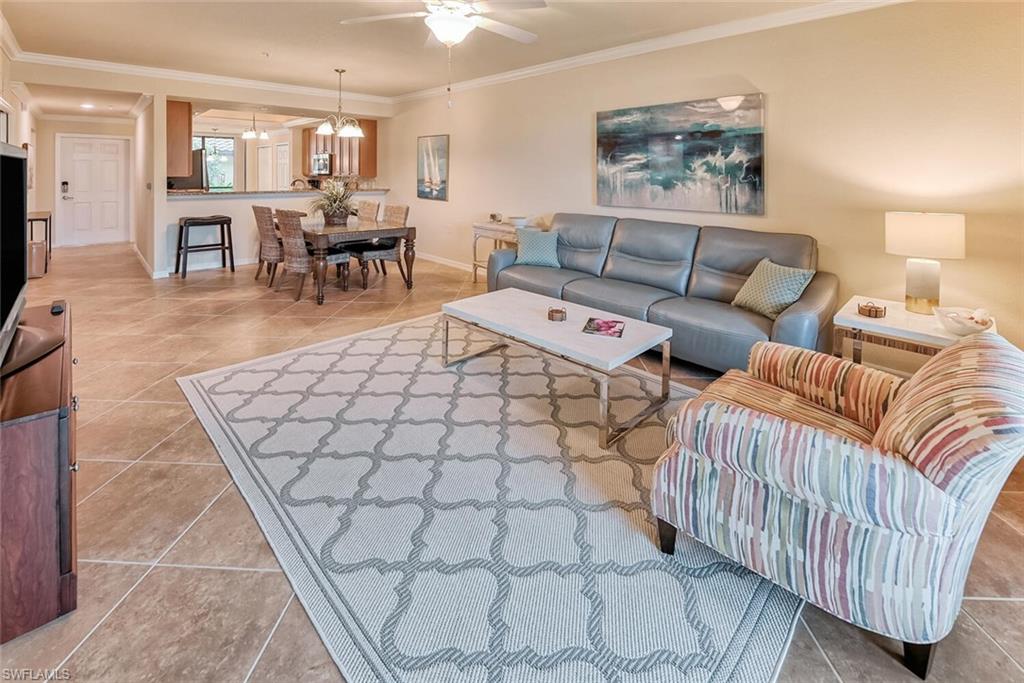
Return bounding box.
[80,103,95,109]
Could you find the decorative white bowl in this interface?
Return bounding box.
[507,216,529,228]
[934,307,994,336]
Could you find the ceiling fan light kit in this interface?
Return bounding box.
[425,10,476,46]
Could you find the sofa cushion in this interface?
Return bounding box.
[688,226,818,303]
[873,333,1024,499]
[602,219,700,295]
[550,213,617,276]
[562,278,676,322]
[495,265,593,298]
[702,370,875,444]
[648,297,772,372]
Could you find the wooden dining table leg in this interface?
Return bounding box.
[403,230,416,289]
[313,248,328,304]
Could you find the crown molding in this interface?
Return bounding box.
[395,0,907,102]
[37,113,135,124]
[13,51,393,105]
[0,14,22,61]
[129,93,152,119]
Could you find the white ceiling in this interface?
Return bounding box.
[4,1,826,97]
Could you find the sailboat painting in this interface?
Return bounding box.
[417,134,449,201]
[597,93,764,215]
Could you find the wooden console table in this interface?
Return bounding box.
[833,295,997,364]
[0,302,77,643]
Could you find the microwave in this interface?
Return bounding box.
[311,153,333,176]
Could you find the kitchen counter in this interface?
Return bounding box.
[167,188,389,200]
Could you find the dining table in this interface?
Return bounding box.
[300,216,417,305]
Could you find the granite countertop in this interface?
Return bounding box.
[167,188,390,199]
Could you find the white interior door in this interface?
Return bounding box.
[57,137,129,246]
[257,146,273,191]
[275,142,290,190]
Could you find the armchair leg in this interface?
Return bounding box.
[656,518,677,555]
[903,642,935,680]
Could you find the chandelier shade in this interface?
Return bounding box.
[319,68,365,138]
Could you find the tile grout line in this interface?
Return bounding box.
[80,558,282,573]
[961,608,1024,672]
[79,457,224,467]
[50,482,234,679]
[75,418,201,506]
[991,508,1024,536]
[962,596,1024,602]
[242,592,295,683]
[799,616,844,682]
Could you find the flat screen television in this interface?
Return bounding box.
[0,141,28,367]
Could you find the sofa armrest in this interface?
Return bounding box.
[673,397,959,535]
[771,271,839,352]
[487,248,517,291]
[747,341,905,432]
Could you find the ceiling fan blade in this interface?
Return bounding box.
[424,31,443,48]
[339,11,428,25]
[472,1,546,12]
[472,16,538,43]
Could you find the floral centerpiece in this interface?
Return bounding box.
[309,180,354,225]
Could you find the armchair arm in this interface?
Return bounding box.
[487,248,517,292]
[771,271,839,352]
[748,341,904,432]
[674,398,959,536]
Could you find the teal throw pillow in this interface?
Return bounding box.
[514,228,560,268]
[732,258,815,320]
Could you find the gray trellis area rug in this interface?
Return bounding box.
[178,314,802,683]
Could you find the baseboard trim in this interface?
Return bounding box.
[151,256,259,280]
[416,251,473,273]
[130,242,155,278]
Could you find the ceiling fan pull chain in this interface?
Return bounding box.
[447,45,454,109]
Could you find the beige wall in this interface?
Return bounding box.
[379,2,1024,344]
[34,118,135,216]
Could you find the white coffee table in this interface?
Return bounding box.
[441,288,672,448]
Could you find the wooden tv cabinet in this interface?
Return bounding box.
[0,301,77,643]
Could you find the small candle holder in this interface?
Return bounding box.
[857,301,887,318]
[547,307,567,322]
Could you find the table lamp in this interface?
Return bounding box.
[885,211,965,314]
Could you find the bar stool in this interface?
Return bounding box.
[174,215,235,279]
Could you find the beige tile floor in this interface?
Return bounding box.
[2,243,1021,681]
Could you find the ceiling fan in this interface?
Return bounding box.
[339,1,547,47]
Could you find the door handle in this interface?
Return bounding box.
[62,195,74,200]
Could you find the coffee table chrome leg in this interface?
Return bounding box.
[441,315,507,368]
[599,341,672,449]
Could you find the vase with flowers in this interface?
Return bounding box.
[310,180,354,226]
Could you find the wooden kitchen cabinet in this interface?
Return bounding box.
[166,100,193,177]
[300,119,377,179]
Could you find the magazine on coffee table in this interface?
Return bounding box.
[582,318,625,338]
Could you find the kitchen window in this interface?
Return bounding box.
[192,136,235,190]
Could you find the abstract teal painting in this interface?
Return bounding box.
[597,93,764,215]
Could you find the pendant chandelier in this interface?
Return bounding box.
[317,69,364,138]
[241,113,269,140]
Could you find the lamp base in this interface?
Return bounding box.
[905,258,941,315]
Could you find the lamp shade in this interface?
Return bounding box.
[885,212,965,260]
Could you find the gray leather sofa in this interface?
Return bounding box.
[487,213,839,372]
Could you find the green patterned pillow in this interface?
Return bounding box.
[732,258,815,320]
[514,228,560,268]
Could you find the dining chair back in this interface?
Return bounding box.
[252,205,283,286]
[357,200,380,222]
[382,204,410,227]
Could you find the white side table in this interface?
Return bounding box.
[833,296,997,364]
[472,222,519,283]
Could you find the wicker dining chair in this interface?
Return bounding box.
[356,200,380,222]
[252,205,284,287]
[274,209,352,300]
[347,204,410,289]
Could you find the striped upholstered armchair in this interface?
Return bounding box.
[652,334,1024,679]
